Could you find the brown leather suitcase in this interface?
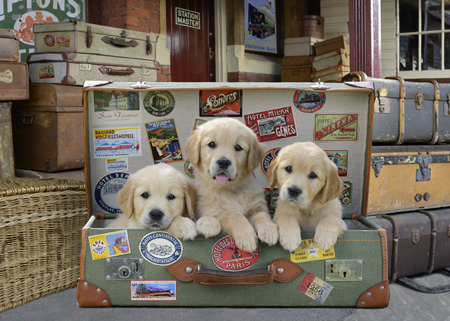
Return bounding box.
[0,62,29,101]
[368,208,450,292]
[11,84,84,172]
[0,29,20,62]
[280,56,312,82]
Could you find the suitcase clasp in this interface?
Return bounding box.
[416,154,432,181]
[415,91,424,110]
[374,87,390,113]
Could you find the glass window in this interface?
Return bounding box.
[422,0,442,31]
[400,35,419,70]
[422,33,441,69]
[400,0,419,32]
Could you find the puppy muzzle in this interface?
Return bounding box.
[210,157,235,185]
[142,209,171,229]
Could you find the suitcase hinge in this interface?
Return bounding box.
[86,27,92,48]
[411,230,420,245]
[415,91,424,110]
[146,36,152,55]
[371,156,384,177]
[416,154,432,181]
[374,87,390,113]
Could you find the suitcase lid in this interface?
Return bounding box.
[0,29,19,40]
[14,84,83,107]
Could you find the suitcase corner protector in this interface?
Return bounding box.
[77,279,111,308]
[357,280,390,308]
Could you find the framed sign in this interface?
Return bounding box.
[244,0,283,56]
[0,0,85,62]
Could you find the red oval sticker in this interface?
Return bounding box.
[211,236,260,271]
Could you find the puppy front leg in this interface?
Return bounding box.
[166,216,197,240]
[274,207,301,252]
[249,210,279,246]
[196,216,221,238]
[219,212,258,253]
[314,214,346,251]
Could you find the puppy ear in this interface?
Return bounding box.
[117,176,135,218]
[185,129,201,166]
[320,161,343,204]
[266,157,279,190]
[184,180,197,221]
[247,136,265,172]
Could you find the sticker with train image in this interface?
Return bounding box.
[145,118,183,164]
[131,281,176,301]
[93,127,142,158]
[200,90,243,117]
[314,114,359,142]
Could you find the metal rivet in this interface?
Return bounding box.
[380,286,385,290]
[325,277,330,281]
[97,288,101,293]
[106,258,111,263]
[84,282,88,286]
[277,268,284,274]
[361,302,365,306]
[358,277,362,281]
[139,276,143,280]
[358,260,363,264]
[103,300,107,305]
[139,259,143,263]
[367,292,371,297]
[185,267,193,274]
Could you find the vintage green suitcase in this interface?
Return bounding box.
[78,81,389,307]
[33,22,158,62]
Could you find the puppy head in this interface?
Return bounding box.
[266,142,342,208]
[117,163,196,229]
[185,118,264,187]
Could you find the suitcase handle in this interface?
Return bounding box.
[98,66,135,76]
[101,36,139,48]
[166,258,303,285]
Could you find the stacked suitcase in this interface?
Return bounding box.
[0,29,29,178]
[311,36,350,82]
[12,21,160,173]
[342,71,450,292]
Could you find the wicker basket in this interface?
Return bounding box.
[0,178,88,312]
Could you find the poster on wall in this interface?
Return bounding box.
[0,0,85,62]
[244,0,277,54]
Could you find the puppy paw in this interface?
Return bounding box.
[279,229,302,252]
[174,218,197,240]
[233,230,258,253]
[256,221,279,246]
[196,216,221,238]
[314,231,338,251]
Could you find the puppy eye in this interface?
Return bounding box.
[235,145,242,151]
[309,172,318,179]
[285,166,292,173]
[208,142,216,148]
[141,192,149,199]
[167,194,176,200]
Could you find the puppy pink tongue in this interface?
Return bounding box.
[215,173,229,185]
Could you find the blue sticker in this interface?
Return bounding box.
[260,147,281,176]
[94,172,129,213]
[293,91,326,113]
[140,232,183,266]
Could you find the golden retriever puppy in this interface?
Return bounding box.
[185,118,278,252]
[266,142,345,252]
[108,163,197,240]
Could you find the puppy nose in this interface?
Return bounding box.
[217,158,231,169]
[288,186,302,197]
[149,209,164,220]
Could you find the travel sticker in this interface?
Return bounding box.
[264,188,278,215]
[0,70,13,83]
[339,181,352,206]
[314,114,359,142]
[298,272,334,305]
[290,238,335,263]
[106,158,128,172]
[212,235,260,271]
[131,281,176,301]
[93,127,141,158]
[184,159,196,179]
[139,232,183,266]
[143,91,175,116]
[245,106,297,142]
[260,147,281,176]
[91,90,141,125]
[37,64,55,79]
[95,172,129,213]
[325,150,348,177]
[192,118,208,132]
[43,34,55,47]
[293,91,326,113]
[145,118,183,164]
[200,89,243,117]
[89,230,131,260]
[55,34,70,47]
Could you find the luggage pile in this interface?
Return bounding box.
[342,72,450,292]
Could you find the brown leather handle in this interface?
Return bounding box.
[102,36,139,47]
[166,258,302,285]
[98,66,135,75]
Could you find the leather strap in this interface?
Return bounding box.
[166,258,303,285]
[77,279,111,307]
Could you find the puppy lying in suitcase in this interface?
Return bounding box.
[107,163,198,240]
[267,142,346,252]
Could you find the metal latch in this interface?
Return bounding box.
[86,26,92,48]
[310,81,330,90]
[146,36,152,55]
[446,93,450,116]
[121,30,127,38]
[416,154,432,181]
[415,91,424,110]
[374,87,390,113]
[141,65,150,75]
[106,258,144,280]
[325,259,363,282]
[371,156,384,177]
[131,78,151,89]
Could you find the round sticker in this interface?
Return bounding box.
[260,147,281,176]
[13,11,59,45]
[43,34,55,47]
[140,232,183,266]
[143,91,175,117]
[94,172,129,213]
[293,91,326,113]
[184,159,196,179]
[91,239,107,256]
[211,236,260,271]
